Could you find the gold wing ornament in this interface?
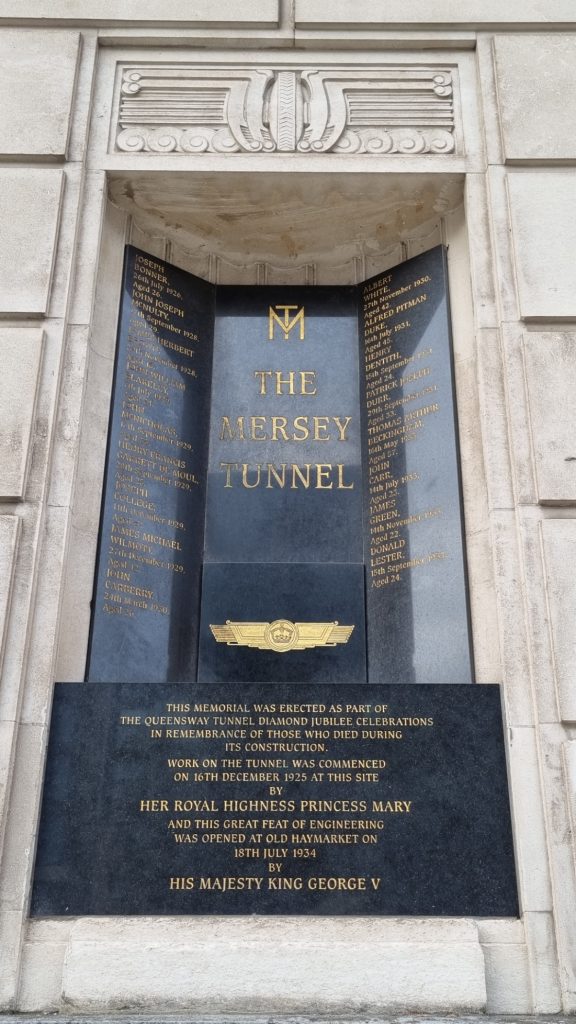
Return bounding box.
[210,619,354,653]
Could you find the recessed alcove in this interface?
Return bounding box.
[57,165,477,692]
[34,155,520,924]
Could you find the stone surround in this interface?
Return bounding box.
[0,5,575,1018]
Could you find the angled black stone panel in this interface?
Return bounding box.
[359,246,473,685]
[31,682,518,917]
[86,252,473,689]
[86,247,215,683]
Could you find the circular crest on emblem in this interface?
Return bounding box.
[265,619,299,652]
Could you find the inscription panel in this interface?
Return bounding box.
[32,682,518,917]
[360,247,472,685]
[204,286,362,564]
[86,247,215,682]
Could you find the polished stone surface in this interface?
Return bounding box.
[31,683,517,917]
[360,246,472,685]
[86,252,473,688]
[86,247,214,683]
[198,563,366,682]
[204,286,362,564]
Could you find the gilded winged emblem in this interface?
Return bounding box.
[210,619,354,653]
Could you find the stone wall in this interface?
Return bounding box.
[0,3,575,1014]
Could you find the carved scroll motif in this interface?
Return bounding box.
[116,66,456,156]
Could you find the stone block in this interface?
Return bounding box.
[563,741,576,868]
[0,719,15,830]
[62,918,486,1011]
[0,169,63,315]
[524,333,576,503]
[113,63,458,156]
[15,920,72,1011]
[517,508,563,726]
[490,511,534,727]
[0,909,25,1007]
[1,723,46,911]
[0,517,20,677]
[508,726,553,910]
[482,942,531,1013]
[494,35,576,162]
[523,910,562,1012]
[541,519,576,722]
[17,939,66,1012]
[0,30,80,158]
[294,0,576,23]
[506,172,576,320]
[0,1,279,24]
[0,329,43,500]
[0,505,41,727]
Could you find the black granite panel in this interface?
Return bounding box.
[31,682,518,917]
[198,563,366,683]
[204,287,362,564]
[359,247,473,685]
[86,246,215,683]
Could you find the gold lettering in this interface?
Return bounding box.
[316,464,333,489]
[274,372,296,395]
[269,305,305,341]
[242,464,261,489]
[250,416,267,440]
[292,416,310,441]
[307,877,367,891]
[271,416,289,441]
[266,464,286,488]
[301,371,317,395]
[313,417,330,441]
[221,463,356,490]
[291,464,311,488]
[220,462,238,487]
[218,415,352,442]
[140,799,168,812]
[254,369,316,395]
[333,416,352,441]
[337,464,354,490]
[254,370,272,394]
[220,416,245,441]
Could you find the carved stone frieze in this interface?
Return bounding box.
[116,65,456,156]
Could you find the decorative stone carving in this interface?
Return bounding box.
[116,65,455,155]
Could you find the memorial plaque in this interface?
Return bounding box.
[359,248,472,685]
[86,247,214,683]
[31,682,518,917]
[32,244,519,920]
